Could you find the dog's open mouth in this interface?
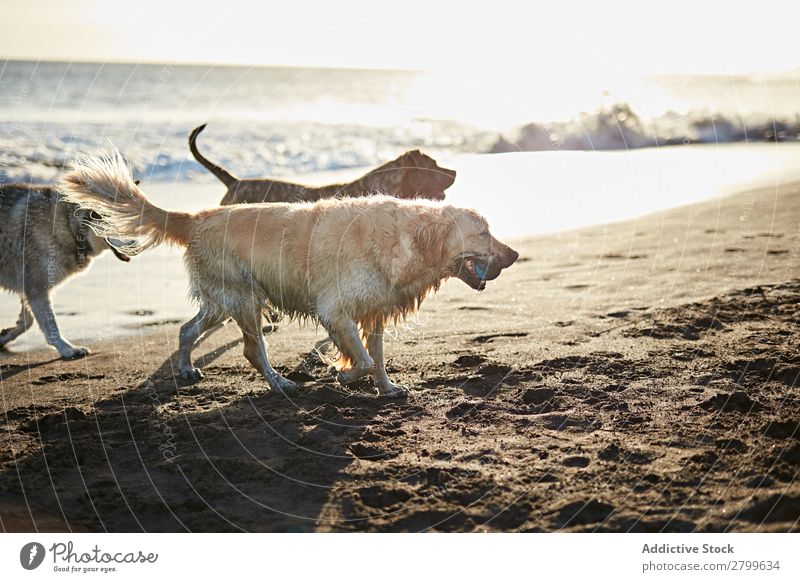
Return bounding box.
[106,238,135,262]
[454,255,492,291]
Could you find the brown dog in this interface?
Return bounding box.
[189,124,457,205]
[61,152,518,396]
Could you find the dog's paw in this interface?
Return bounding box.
[61,346,90,360]
[377,382,409,398]
[337,365,373,385]
[336,369,357,385]
[180,367,204,383]
[270,375,297,393]
[267,374,297,392]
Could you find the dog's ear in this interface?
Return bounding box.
[405,150,422,168]
[394,150,420,172]
[414,211,453,267]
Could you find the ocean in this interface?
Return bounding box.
[1,60,799,184]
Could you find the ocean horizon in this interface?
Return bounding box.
[1,59,799,185]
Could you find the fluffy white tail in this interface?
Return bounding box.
[59,150,194,254]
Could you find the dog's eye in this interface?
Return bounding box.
[481,229,490,238]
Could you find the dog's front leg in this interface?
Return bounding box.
[365,321,408,398]
[177,306,226,382]
[0,299,34,348]
[231,306,296,393]
[26,294,89,359]
[321,313,374,385]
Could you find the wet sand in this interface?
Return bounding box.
[1,180,799,532]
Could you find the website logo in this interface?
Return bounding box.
[20,542,46,570]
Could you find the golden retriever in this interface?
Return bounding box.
[188,124,457,350]
[60,152,518,396]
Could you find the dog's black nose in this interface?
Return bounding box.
[504,247,519,267]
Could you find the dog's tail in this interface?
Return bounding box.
[189,124,238,187]
[59,150,194,254]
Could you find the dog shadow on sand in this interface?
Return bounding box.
[0,337,400,532]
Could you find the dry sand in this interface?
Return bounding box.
[1,180,799,532]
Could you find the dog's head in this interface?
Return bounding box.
[415,206,518,291]
[392,150,456,201]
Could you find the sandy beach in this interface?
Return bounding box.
[1,166,798,532]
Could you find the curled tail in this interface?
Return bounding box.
[59,150,194,254]
[189,124,238,187]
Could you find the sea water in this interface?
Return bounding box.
[1,60,799,184]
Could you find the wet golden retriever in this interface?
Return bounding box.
[60,152,518,396]
[188,124,457,349]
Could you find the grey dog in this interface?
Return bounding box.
[0,183,131,359]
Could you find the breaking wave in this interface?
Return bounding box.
[0,119,490,184]
[489,103,800,153]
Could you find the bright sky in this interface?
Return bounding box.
[3,0,799,76]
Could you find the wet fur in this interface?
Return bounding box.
[60,152,518,396]
[188,124,457,354]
